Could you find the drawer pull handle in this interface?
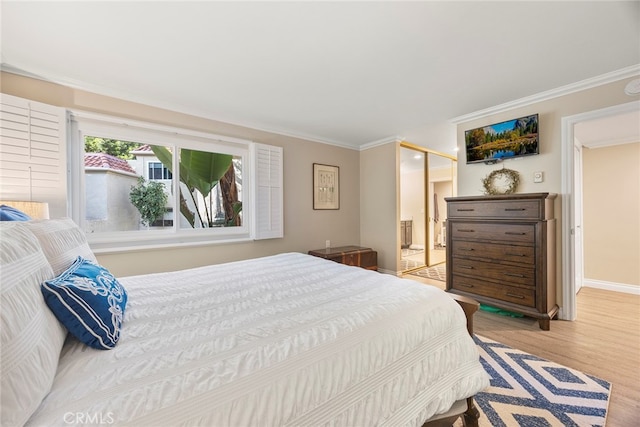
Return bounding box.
[459,283,474,288]
[504,272,526,278]
[459,265,474,270]
[457,229,475,233]
[506,253,526,257]
[457,208,475,212]
[505,208,526,211]
[505,232,526,235]
[459,247,475,251]
[506,293,525,299]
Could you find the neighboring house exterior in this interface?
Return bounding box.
[84,146,177,231]
[84,153,140,233]
[129,144,176,227]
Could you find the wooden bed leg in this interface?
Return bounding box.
[462,397,480,427]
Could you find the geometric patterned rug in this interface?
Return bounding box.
[401,259,425,271]
[466,335,611,427]
[408,263,446,281]
[400,248,425,271]
[401,248,424,257]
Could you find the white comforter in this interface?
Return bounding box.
[27,253,488,427]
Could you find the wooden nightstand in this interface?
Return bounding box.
[308,246,378,271]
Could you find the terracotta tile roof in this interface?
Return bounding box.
[131,144,173,155]
[131,144,152,154]
[84,153,137,174]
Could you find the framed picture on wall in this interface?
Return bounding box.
[313,163,339,210]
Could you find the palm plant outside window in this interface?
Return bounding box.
[83,137,242,232]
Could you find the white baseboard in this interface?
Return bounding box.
[378,268,400,276]
[582,279,640,296]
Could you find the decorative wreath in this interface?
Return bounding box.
[482,168,520,195]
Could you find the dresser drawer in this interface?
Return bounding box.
[334,251,377,269]
[451,240,535,265]
[452,258,535,287]
[451,222,535,244]
[448,199,542,220]
[451,275,536,307]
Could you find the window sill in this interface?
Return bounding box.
[88,229,252,255]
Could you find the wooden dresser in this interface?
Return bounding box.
[445,193,558,330]
[308,246,378,271]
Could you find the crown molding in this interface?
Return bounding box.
[582,135,640,149]
[5,61,639,151]
[449,64,640,124]
[0,63,360,151]
[360,135,404,151]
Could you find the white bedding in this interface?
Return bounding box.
[27,252,488,427]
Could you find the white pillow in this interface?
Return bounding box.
[0,222,67,427]
[26,218,97,276]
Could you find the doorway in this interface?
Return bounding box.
[560,100,640,320]
[399,142,457,274]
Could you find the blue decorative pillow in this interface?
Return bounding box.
[41,257,128,350]
[0,204,31,221]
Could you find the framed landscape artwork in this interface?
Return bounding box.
[313,163,339,210]
[465,113,539,164]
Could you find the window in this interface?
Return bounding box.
[148,162,172,180]
[70,111,282,252]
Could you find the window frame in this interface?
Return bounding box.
[148,161,172,180]
[69,111,256,254]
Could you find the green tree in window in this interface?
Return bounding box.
[129,177,168,227]
[85,137,139,159]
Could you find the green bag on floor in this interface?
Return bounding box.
[480,304,524,318]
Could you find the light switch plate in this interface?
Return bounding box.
[533,171,543,183]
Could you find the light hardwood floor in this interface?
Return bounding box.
[406,275,640,426]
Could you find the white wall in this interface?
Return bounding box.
[2,72,362,277]
[360,142,398,273]
[454,77,640,306]
[583,142,640,288]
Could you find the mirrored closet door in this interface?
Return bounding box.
[400,143,456,274]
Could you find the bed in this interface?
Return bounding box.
[1,219,489,427]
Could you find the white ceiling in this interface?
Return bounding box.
[2,1,639,154]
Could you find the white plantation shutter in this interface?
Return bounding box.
[0,94,67,217]
[252,143,283,239]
